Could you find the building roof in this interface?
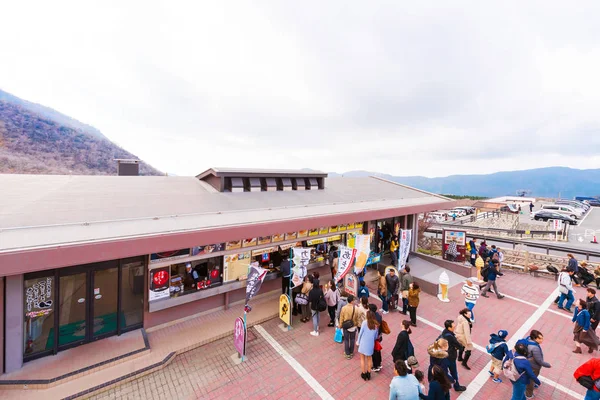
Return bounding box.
[0,174,450,254]
[196,167,327,179]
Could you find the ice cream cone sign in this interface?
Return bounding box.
[438,271,450,302]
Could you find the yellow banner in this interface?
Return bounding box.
[279,294,291,325]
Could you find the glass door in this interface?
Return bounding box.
[58,272,88,349]
[91,266,119,340]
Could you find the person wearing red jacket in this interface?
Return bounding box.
[574,358,600,400]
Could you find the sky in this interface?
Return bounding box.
[1,1,600,177]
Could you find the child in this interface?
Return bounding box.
[358,280,370,300]
[414,370,426,394]
[488,330,510,383]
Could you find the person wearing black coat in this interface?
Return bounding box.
[392,320,414,362]
[587,288,600,330]
[439,321,466,392]
[308,281,324,336]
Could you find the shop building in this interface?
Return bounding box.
[0,168,452,374]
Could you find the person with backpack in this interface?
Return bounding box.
[455,309,474,370]
[503,343,541,400]
[358,280,370,300]
[461,277,479,322]
[440,320,467,392]
[481,259,505,299]
[487,329,510,383]
[573,299,600,354]
[378,270,389,314]
[392,320,414,363]
[557,268,576,312]
[357,311,379,381]
[339,294,359,358]
[521,330,551,399]
[401,266,414,315]
[308,278,325,337]
[573,358,600,400]
[324,279,340,327]
[478,241,488,258]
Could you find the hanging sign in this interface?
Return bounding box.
[398,229,412,269]
[344,273,358,297]
[279,294,291,325]
[334,246,357,283]
[291,247,311,287]
[353,234,371,274]
[234,317,246,357]
[149,267,170,301]
[245,262,268,305]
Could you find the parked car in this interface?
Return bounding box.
[540,204,583,219]
[531,210,577,225]
[448,208,467,217]
[587,199,600,207]
[454,206,476,215]
[556,200,589,211]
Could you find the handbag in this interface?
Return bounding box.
[342,306,356,330]
[374,340,382,352]
[295,293,308,305]
[380,320,391,335]
[334,328,343,343]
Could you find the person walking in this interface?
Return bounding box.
[588,288,600,331]
[378,270,389,314]
[324,279,340,327]
[357,310,379,381]
[308,278,324,336]
[386,269,400,311]
[401,266,414,315]
[390,235,399,267]
[368,304,384,372]
[573,299,600,354]
[522,330,551,399]
[392,320,414,363]
[487,330,510,383]
[299,275,313,322]
[407,283,421,327]
[339,295,359,359]
[389,360,421,399]
[558,268,576,312]
[529,202,534,213]
[461,278,479,322]
[455,309,474,370]
[568,253,581,286]
[504,343,541,400]
[574,358,600,400]
[440,320,467,392]
[480,259,505,299]
[420,365,452,400]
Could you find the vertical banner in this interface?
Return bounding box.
[279,294,291,325]
[234,317,247,358]
[334,246,357,283]
[398,229,412,269]
[245,262,268,305]
[353,234,371,275]
[291,247,311,287]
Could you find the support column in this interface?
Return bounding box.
[0,277,4,374]
[412,214,419,252]
[5,275,24,373]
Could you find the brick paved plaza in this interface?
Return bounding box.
[87,268,591,400]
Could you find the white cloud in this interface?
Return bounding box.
[1,0,600,178]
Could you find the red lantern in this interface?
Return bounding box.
[152,270,168,287]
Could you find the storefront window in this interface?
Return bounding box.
[224,252,251,282]
[23,274,55,359]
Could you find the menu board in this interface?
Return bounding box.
[192,243,225,256]
[327,235,342,242]
[272,233,285,243]
[226,240,242,251]
[347,223,355,230]
[308,228,319,237]
[285,232,297,240]
[251,247,277,256]
[242,238,257,248]
[258,236,272,245]
[297,230,308,238]
[280,241,302,251]
[224,252,252,281]
[329,226,339,233]
[338,224,347,232]
[306,237,326,246]
[355,222,364,230]
[319,227,329,235]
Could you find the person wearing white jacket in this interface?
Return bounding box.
[557,269,576,312]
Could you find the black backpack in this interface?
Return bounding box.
[317,294,327,312]
[481,265,490,280]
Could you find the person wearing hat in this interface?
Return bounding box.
[487,329,510,383]
[461,277,480,322]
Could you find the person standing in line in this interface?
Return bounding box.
[308,277,324,337]
[420,365,452,400]
[523,330,551,399]
[488,330,510,383]
[440,320,467,392]
[389,360,421,400]
[407,283,421,327]
[392,320,414,363]
[324,279,340,328]
[557,268,576,312]
[401,266,414,315]
[573,299,600,354]
[386,269,400,311]
[390,235,399,267]
[357,310,379,381]
[480,259,505,299]
[588,288,600,331]
[475,253,484,281]
[299,275,313,323]
[568,253,581,286]
[368,304,384,372]
[378,270,389,314]
[280,254,291,295]
[504,343,541,400]
[574,358,600,400]
[468,239,477,267]
[356,296,369,333]
[358,280,370,300]
[335,290,348,327]
[339,295,359,359]
[455,309,474,370]
[461,277,479,322]
[427,338,453,385]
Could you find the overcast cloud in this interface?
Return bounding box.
[1,1,600,177]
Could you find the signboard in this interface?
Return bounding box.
[234,317,246,358]
[308,228,319,237]
[291,247,311,287]
[366,252,381,266]
[149,267,170,301]
[150,248,190,263]
[550,219,563,231]
[251,247,276,257]
[334,246,357,283]
[398,229,412,269]
[279,294,291,325]
[258,236,272,245]
[245,262,268,304]
[192,243,225,256]
[319,227,329,235]
[285,232,298,240]
[306,235,342,246]
[442,229,467,263]
[353,234,371,274]
[297,230,308,238]
[272,233,285,243]
[224,252,252,281]
[344,273,358,297]
[242,238,257,248]
[329,226,339,233]
[226,240,242,251]
[280,242,302,251]
[338,224,347,231]
[347,223,355,230]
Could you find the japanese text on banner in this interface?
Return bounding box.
[291,247,311,287]
[334,246,356,283]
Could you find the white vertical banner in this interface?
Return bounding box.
[352,234,371,275]
[291,247,311,287]
[399,229,412,269]
[334,246,357,283]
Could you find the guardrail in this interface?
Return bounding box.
[428,222,568,241]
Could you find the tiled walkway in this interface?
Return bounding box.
[88,268,589,400]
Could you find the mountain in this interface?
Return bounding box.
[0,89,161,175]
[332,167,600,199]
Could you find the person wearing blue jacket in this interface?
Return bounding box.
[487,330,510,383]
[481,260,505,299]
[503,343,541,400]
[358,280,370,300]
[572,299,599,354]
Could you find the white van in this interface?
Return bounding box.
[540,204,583,219]
[426,212,447,222]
